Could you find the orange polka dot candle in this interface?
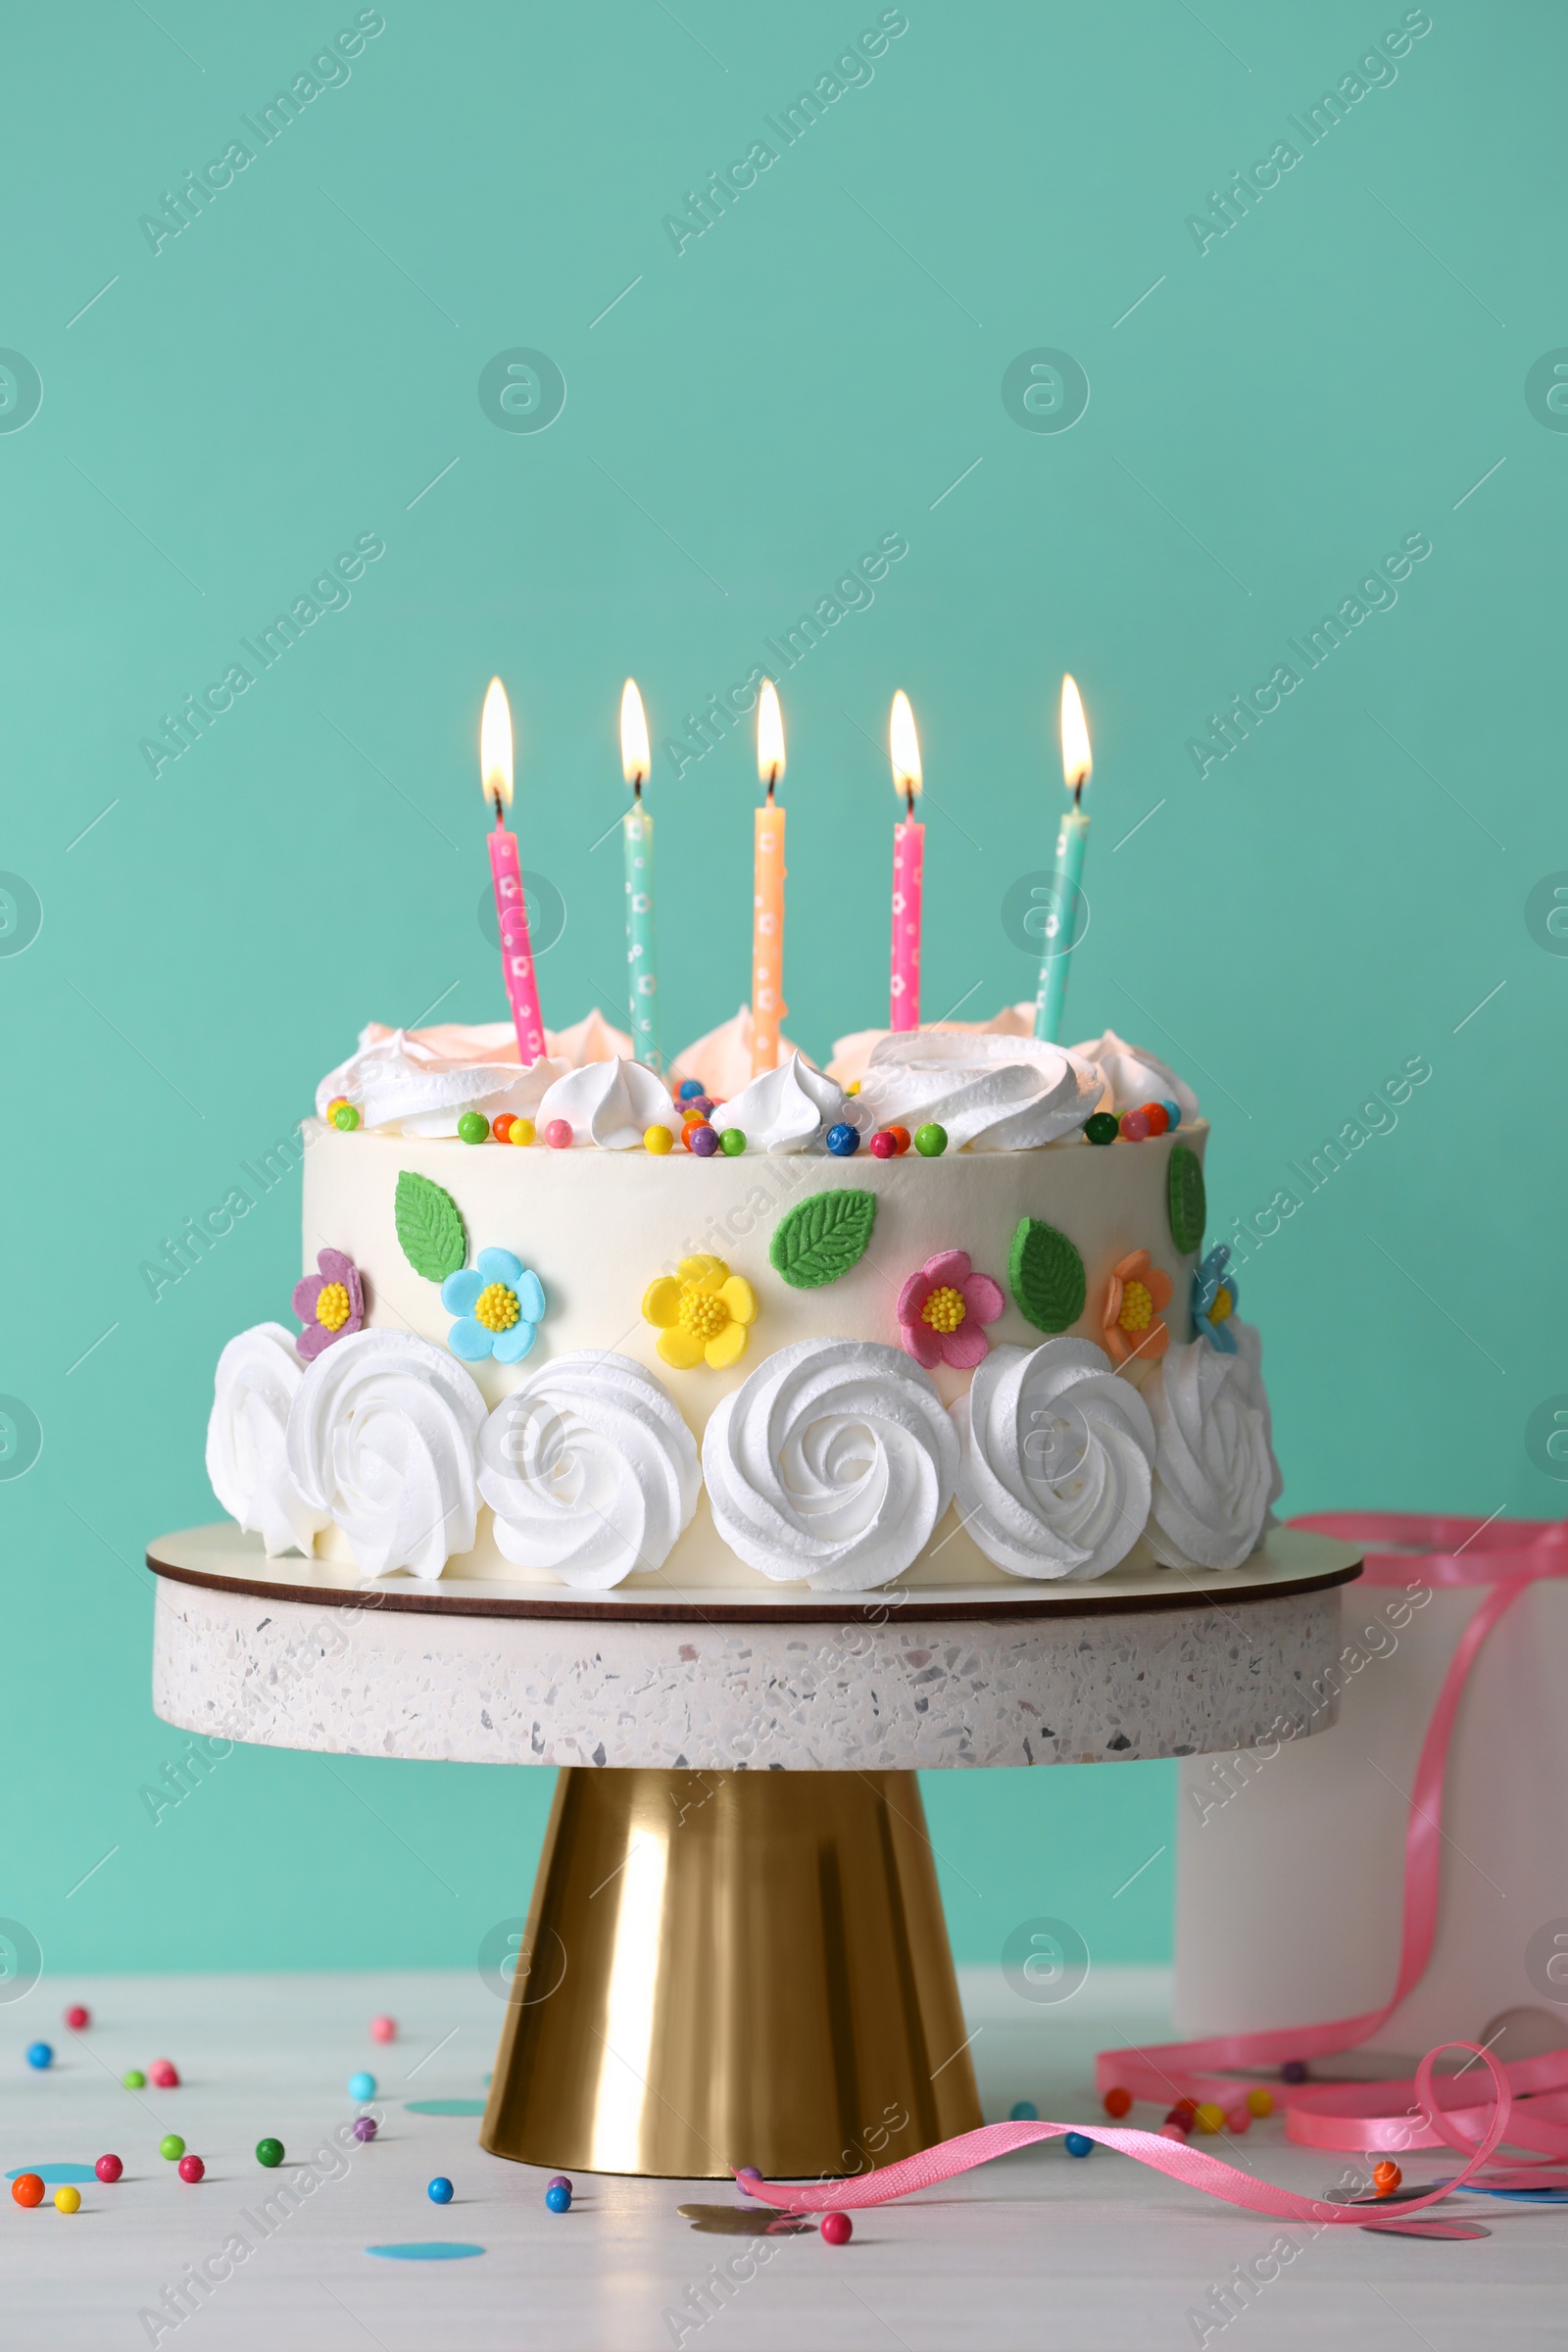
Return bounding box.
[888,688,923,1031]
[481,677,547,1066]
[751,678,787,1078]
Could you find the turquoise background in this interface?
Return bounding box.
[3,0,1563,1984]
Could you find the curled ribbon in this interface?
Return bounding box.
[744,1512,1568,2220]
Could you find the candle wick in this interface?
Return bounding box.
[491,791,504,828]
[905,784,915,821]
[765,773,776,803]
[632,775,643,804]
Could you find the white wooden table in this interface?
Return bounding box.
[5,1969,1563,2351]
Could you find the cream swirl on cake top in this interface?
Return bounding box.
[285,1328,486,1579]
[953,1338,1155,1581]
[1142,1337,1271,1571]
[536,1057,680,1149]
[702,1336,958,1591]
[855,1030,1107,1151]
[317,1011,634,1136]
[206,1322,328,1558]
[477,1351,700,1589]
[1069,1029,1199,1121]
[711,1053,869,1153]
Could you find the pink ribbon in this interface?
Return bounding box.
[744,1512,1568,2223]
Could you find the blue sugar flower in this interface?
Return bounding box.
[441,1248,546,1364]
[1191,1244,1239,1354]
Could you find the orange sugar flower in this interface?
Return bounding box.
[1101,1249,1174,1368]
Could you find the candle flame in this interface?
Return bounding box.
[480,676,514,810]
[620,677,650,788]
[757,678,785,787]
[889,689,922,801]
[1060,674,1092,793]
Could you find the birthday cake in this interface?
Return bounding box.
[204,1009,1282,1594]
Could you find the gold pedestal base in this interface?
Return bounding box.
[480,1768,982,2179]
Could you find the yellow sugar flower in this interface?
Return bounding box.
[642,1253,759,1371]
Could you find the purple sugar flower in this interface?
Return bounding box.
[292,1248,365,1362]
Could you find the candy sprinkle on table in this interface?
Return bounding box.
[255,2138,284,2169]
[348,2072,376,2102]
[819,2212,853,2246]
[53,2186,80,2214]
[159,2135,185,2162]
[95,2155,122,2182]
[12,2176,44,2208]
[63,2006,89,2032]
[545,2181,571,2212]
[427,2177,454,2205]
[177,2154,205,2182]
[24,2041,52,2070]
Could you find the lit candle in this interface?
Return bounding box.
[888,688,924,1030]
[619,678,661,1070]
[481,677,547,1065]
[751,678,787,1077]
[1033,674,1092,1045]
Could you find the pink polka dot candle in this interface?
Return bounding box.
[888,690,923,1032]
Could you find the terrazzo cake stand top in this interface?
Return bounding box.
[147,1525,1360,2180]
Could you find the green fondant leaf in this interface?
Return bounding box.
[1007,1217,1086,1334]
[769,1189,876,1289]
[1167,1145,1206,1256]
[395,1169,466,1283]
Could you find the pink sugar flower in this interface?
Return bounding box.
[896,1249,1004,1372]
[291,1248,365,1362]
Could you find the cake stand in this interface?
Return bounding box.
[145,1525,1360,2179]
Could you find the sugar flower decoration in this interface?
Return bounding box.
[1101,1248,1174,1368]
[291,1248,365,1363]
[642,1254,758,1370]
[441,1249,546,1364]
[897,1249,1005,1372]
[1191,1244,1239,1355]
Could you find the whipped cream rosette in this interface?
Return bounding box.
[713,1053,867,1153]
[317,1023,567,1137]
[285,1329,486,1579]
[477,1351,700,1588]
[1142,1338,1272,1570]
[855,1030,1106,1151]
[952,1338,1156,1580]
[670,1004,806,1100]
[206,1322,329,1557]
[1069,1028,1199,1121]
[702,1336,958,1591]
[536,1057,680,1149]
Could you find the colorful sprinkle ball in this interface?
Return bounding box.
[887,1125,911,1155]
[457,1110,490,1145]
[510,1117,536,1148]
[845,1080,861,1096]
[331,1102,361,1131]
[1193,2103,1226,2134]
[427,2177,455,2205]
[1161,1100,1182,1131]
[25,2041,52,2069]
[644,1123,672,1154]
[1084,1111,1119,1146]
[1281,2059,1308,2084]
[547,2174,571,2191]
[1373,2160,1402,2196]
[825,1122,859,1156]
[688,1123,718,1158]
[491,1113,514,1142]
[11,2175,44,2208]
[718,1128,746,1156]
[122,2069,146,2089]
[544,1119,573,1150]
[160,2135,186,2163]
[63,2005,89,2032]
[1008,2100,1039,2122]
[326,1096,349,1118]
[348,2072,376,2102]
[95,2155,122,2183]
[53,2186,81,2214]
[912,1122,947,1157]
[684,1095,715,1120]
[1224,2105,1251,2134]
[1063,2132,1094,2159]
[677,1079,705,1102]
[353,2117,378,2144]
[1247,2087,1274,2119]
[1118,1109,1152,1142]
[869,1131,897,1159]
[255,2138,284,2169]
[819,2211,853,2247]
[1157,2123,1188,2142]
[370,2016,397,2043]
[1102,2086,1133,2119]
[149,2060,179,2088]
[735,2167,761,2195]
[1170,2098,1198,2127]
[177,2155,205,2183]
[545,2181,571,2213]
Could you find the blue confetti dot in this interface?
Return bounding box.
[1064,2132,1094,2158]
[825,1122,859,1156]
[24,2043,53,2071]
[427,2177,454,2205]
[367,2241,484,2260]
[545,2182,571,2213]
[348,2072,376,2101]
[1008,2100,1039,2122]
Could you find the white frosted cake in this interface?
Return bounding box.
[205,1009,1281,1595]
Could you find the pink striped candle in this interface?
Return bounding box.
[888,689,924,1031]
[480,678,547,1064]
